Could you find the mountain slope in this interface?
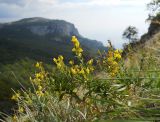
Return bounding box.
[123,18,160,68]
[0,17,106,64]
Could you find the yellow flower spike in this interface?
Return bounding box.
[71,36,83,57]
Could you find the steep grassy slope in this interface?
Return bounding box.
[124,31,160,68]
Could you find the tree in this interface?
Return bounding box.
[122,26,138,43]
[147,0,160,23]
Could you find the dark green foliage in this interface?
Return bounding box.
[122,26,138,43]
[0,59,35,114]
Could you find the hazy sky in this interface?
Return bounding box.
[0,0,151,48]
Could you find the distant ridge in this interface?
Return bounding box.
[0,17,106,64]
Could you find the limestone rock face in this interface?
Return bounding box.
[0,17,79,37]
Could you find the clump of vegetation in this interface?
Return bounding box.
[1,36,160,121]
[123,26,138,43]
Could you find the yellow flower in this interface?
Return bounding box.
[114,53,121,59]
[112,61,118,66]
[25,99,32,105]
[35,62,42,68]
[57,63,62,69]
[53,58,57,63]
[77,47,83,53]
[12,115,18,121]
[36,90,44,97]
[89,67,94,71]
[108,51,113,57]
[35,73,41,78]
[38,85,43,90]
[18,107,24,113]
[29,77,32,81]
[72,48,76,52]
[35,73,44,80]
[53,55,64,69]
[86,68,90,74]
[79,68,85,75]
[114,49,122,59]
[119,49,123,53]
[58,55,64,60]
[69,60,74,65]
[71,36,83,57]
[11,93,20,101]
[111,72,115,77]
[71,36,78,43]
[114,49,119,53]
[78,53,82,57]
[87,59,93,65]
[107,57,114,63]
[71,67,77,75]
[75,41,80,48]
[35,62,40,68]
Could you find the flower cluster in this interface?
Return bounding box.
[69,59,94,79]
[30,62,47,97]
[71,36,83,57]
[106,49,122,76]
[36,85,45,97]
[97,48,122,77]
[53,55,64,69]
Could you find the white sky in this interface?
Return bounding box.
[0,0,151,48]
